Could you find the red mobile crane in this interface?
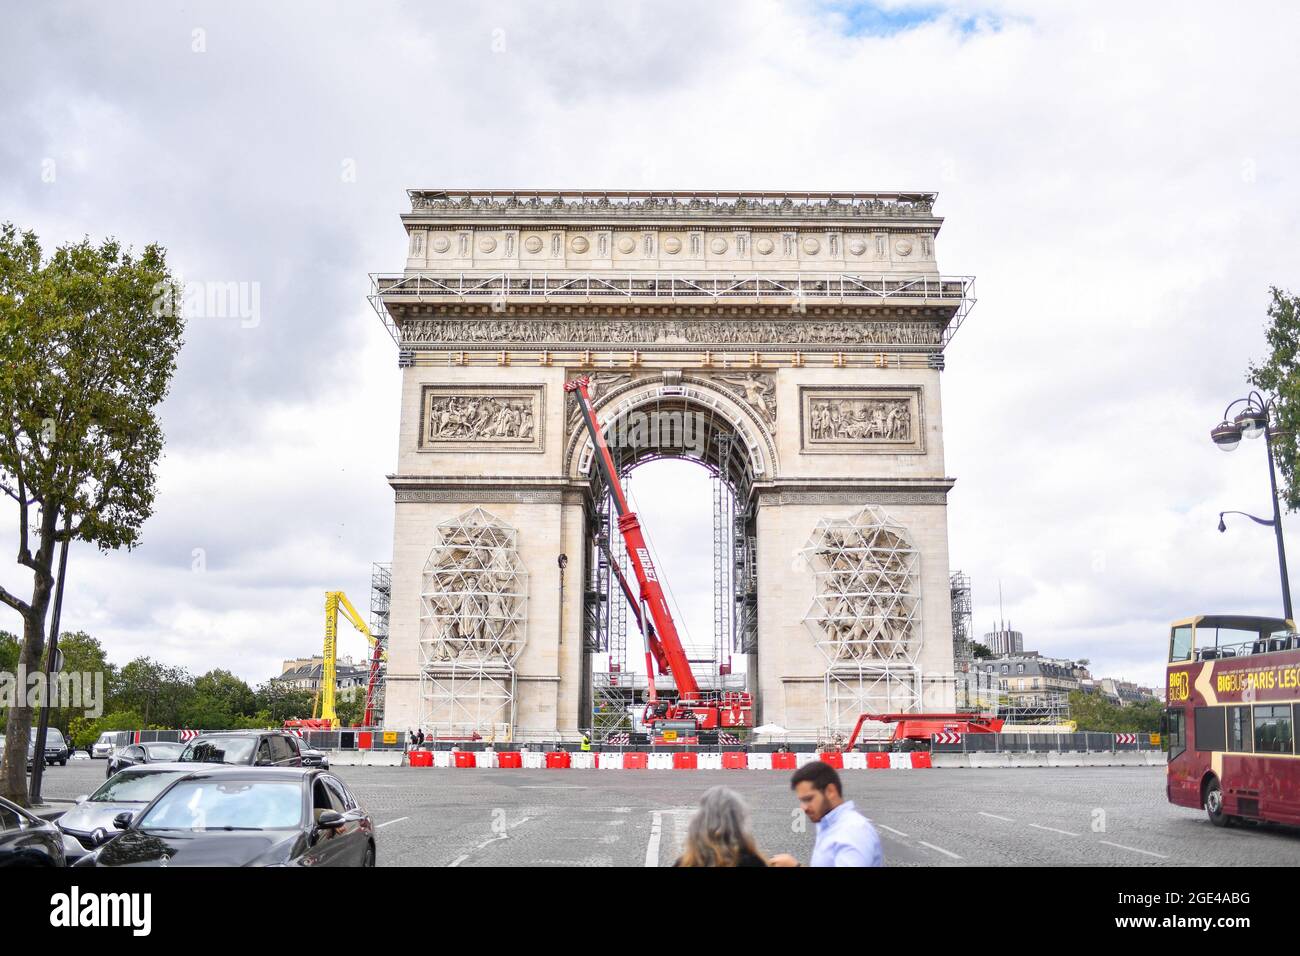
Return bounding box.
[568,377,753,735]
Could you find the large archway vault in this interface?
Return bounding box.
[562,372,778,496]
[373,188,974,740]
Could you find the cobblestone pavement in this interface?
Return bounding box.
[36,762,1300,866]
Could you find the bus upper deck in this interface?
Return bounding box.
[1168,614,1299,664]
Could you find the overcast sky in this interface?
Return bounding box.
[2,1,1299,693]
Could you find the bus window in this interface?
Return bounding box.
[1166,708,1186,759]
[1194,707,1226,752]
[1169,626,1193,663]
[1253,705,1295,754]
[1228,706,1253,753]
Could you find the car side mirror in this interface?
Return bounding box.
[316,810,345,830]
[113,811,134,831]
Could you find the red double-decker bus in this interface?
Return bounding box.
[1165,614,1300,826]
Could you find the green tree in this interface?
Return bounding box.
[115,658,194,729]
[971,642,993,660]
[1248,287,1300,511]
[0,225,182,804]
[255,679,316,726]
[0,630,17,676]
[192,669,257,719]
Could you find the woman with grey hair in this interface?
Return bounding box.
[674,785,768,867]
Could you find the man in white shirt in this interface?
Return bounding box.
[769,761,884,867]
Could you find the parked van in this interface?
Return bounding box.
[92,731,133,760]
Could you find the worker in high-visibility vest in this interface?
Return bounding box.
[580,732,591,752]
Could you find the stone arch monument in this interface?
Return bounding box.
[371,189,975,739]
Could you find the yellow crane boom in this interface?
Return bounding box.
[317,590,376,729]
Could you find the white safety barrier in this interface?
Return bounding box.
[432,750,452,768]
[747,752,772,770]
[522,751,545,769]
[888,752,912,769]
[648,753,673,770]
[795,752,819,768]
[697,752,723,770]
[843,751,867,770]
[476,750,498,768]
[598,752,623,770]
[570,751,596,769]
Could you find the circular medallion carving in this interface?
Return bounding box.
[478,236,497,253]
[570,236,590,254]
[802,237,821,255]
[431,235,451,253]
[848,238,866,256]
[523,235,543,254]
[617,236,636,254]
[755,237,774,255]
[663,236,682,254]
[894,238,913,256]
[710,237,728,254]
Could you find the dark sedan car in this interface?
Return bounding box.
[177,731,303,767]
[106,741,186,778]
[0,794,66,867]
[294,738,330,770]
[74,767,375,867]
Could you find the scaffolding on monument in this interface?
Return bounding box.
[418,508,527,739]
[949,570,973,665]
[366,562,391,725]
[801,506,924,735]
[712,455,735,677]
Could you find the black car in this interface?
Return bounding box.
[0,794,67,867]
[60,764,193,863]
[294,738,330,770]
[30,727,70,766]
[177,731,303,767]
[74,767,375,867]
[106,741,186,778]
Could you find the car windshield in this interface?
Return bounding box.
[144,743,184,760]
[29,729,65,745]
[138,780,304,831]
[91,770,188,803]
[179,737,257,765]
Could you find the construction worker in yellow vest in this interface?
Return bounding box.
[580,732,591,752]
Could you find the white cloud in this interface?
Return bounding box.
[2,1,1299,693]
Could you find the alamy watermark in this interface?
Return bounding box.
[0,664,104,718]
[604,410,706,457]
[152,276,261,328]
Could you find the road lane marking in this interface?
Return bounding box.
[877,824,910,838]
[978,812,1015,822]
[1100,840,1169,859]
[377,816,409,829]
[644,811,663,867]
[918,841,962,860]
[1028,823,1079,837]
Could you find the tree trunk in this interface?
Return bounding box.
[0,580,51,806]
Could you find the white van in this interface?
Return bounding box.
[91,730,133,759]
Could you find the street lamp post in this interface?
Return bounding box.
[1211,391,1294,622]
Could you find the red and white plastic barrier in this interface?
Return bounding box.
[411,749,932,769]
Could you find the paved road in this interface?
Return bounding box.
[35,761,1300,866]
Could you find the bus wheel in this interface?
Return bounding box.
[1204,776,1232,828]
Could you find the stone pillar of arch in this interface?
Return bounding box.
[372,188,974,740]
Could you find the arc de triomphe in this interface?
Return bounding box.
[370,189,975,740]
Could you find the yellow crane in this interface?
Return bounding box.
[292,591,382,730]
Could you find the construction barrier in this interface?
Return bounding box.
[498,752,522,768]
[433,750,452,768]
[649,753,673,770]
[722,752,748,769]
[747,752,772,770]
[770,752,797,770]
[817,752,844,769]
[888,752,912,770]
[843,751,867,770]
[598,752,623,770]
[867,752,890,769]
[545,751,571,769]
[570,751,596,769]
[697,752,723,770]
[672,752,699,770]
[476,751,498,768]
[522,751,545,769]
[911,752,932,769]
[453,751,477,768]
[795,752,819,768]
[408,750,433,767]
[622,752,648,769]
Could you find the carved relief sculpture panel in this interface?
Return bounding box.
[420,384,544,453]
[800,386,923,455]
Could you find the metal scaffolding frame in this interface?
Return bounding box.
[824,665,923,737]
[712,440,735,677]
[366,563,391,726]
[418,508,528,737]
[949,570,973,666]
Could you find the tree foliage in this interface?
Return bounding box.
[1068,690,1162,733]
[1248,287,1300,511]
[0,224,182,804]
